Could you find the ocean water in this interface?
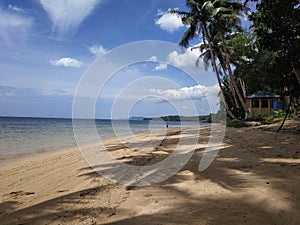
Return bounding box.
[0,116,204,164]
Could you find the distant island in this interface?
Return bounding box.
[129,112,226,123]
[143,115,212,123]
[129,116,146,121]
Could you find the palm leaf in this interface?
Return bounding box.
[212,7,231,16]
[179,25,198,48]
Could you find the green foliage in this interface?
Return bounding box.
[248,0,300,96]
[174,0,246,120]
[273,110,285,118]
[221,76,245,118]
[230,31,281,94]
[231,0,300,118]
[250,0,300,70]
[175,0,300,121]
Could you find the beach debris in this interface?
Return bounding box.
[9,191,35,196]
[244,121,262,126]
[126,185,137,190]
[57,190,69,193]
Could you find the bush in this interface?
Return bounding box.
[273,110,285,118]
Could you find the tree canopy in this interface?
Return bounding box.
[174,0,300,121]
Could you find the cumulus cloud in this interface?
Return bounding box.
[168,47,199,68]
[39,0,101,36]
[155,63,168,71]
[50,57,84,68]
[149,84,220,112]
[150,84,219,101]
[155,9,185,33]
[0,7,32,47]
[89,45,107,57]
[166,45,207,78]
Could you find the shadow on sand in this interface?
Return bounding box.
[1,126,300,224]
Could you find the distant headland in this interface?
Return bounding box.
[130,115,214,123]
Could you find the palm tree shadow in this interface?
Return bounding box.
[1,126,299,224]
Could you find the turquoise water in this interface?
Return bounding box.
[0,116,205,163]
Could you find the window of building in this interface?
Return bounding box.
[262,100,269,108]
[252,100,259,108]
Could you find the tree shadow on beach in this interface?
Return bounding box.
[1,126,300,224]
[0,184,119,225]
[75,126,300,224]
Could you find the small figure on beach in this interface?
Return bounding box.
[166,123,168,128]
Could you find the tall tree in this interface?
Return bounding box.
[202,0,249,118]
[172,0,247,119]
[250,0,300,85]
[230,31,280,94]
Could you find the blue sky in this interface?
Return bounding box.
[0,0,222,119]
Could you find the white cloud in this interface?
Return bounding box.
[150,84,220,112]
[155,9,185,33]
[0,8,32,47]
[150,84,217,101]
[168,47,199,68]
[166,45,207,78]
[50,57,84,68]
[8,5,26,13]
[89,45,107,57]
[39,89,73,96]
[39,0,101,36]
[155,63,168,71]
[149,56,158,61]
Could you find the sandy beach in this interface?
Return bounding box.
[0,121,300,225]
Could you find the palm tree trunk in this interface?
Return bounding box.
[216,67,237,120]
[202,23,237,120]
[220,33,249,118]
[227,60,249,118]
[221,65,240,108]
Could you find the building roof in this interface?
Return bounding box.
[245,91,281,99]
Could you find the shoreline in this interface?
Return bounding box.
[0,125,207,170]
[0,120,209,167]
[0,126,183,168]
[0,124,211,168]
[1,124,299,224]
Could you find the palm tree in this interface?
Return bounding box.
[176,0,237,119]
[205,0,249,118]
[173,0,246,119]
[195,35,241,109]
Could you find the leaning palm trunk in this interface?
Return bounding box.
[216,66,237,120]
[221,63,240,108]
[220,33,249,118]
[227,60,249,118]
[202,23,237,120]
